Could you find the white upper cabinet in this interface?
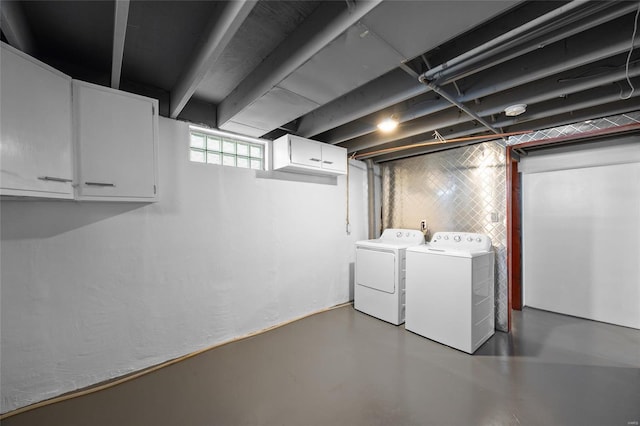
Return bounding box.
[289,136,322,168]
[273,134,347,176]
[1,42,74,199]
[73,80,159,201]
[319,143,348,173]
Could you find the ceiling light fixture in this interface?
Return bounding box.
[377,115,399,132]
[504,104,527,117]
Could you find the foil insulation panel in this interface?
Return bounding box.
[382,142,509,331]
[380,111,640,333]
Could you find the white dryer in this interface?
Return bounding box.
[355,228,425,325]
[405,232,494,354]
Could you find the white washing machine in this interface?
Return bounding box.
[405,232,494,354]
[355,228,425,325]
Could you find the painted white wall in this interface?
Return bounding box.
[0,117,370,413]
[521,138,640,329]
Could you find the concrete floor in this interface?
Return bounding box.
[4,306,640,426]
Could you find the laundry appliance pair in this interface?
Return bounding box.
[354,229,495,354]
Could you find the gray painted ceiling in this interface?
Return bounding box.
[2,0,639,162]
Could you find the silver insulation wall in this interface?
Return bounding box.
[506,111,640,145]
[380,111,640,333]
[381,142,509,331]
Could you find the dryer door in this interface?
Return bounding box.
[356,248,396,293]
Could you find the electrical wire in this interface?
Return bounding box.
[345,155,350,235]
[345,152,357,235]
[621,1,640,100]
[433,130,447,143]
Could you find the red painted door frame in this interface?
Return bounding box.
[505,123,640,332]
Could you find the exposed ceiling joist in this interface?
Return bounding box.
[328,13,640,147]
[0,0,34,54]
[347,107,466,153]
[329,52,640,146]
[377,103,640,163]
[297,68,424,139]
[356,81,640,161]
[354,130,529,160]
[217,0,382,130]
[304,1,635,144]
[498,85,640,130]
[169,0,257,119]
[111,0,130,89]
[8,0,639,163]
[475,62,640,117]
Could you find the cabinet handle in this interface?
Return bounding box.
[309,158,321,162]
[85,182,116,187]
[38,176,72,183]
[322,161,334,164]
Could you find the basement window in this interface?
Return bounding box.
[189,126,266,170]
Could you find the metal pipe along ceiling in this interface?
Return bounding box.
[433,1,640,86]
[418,79,501,136]
[420,0,612,84]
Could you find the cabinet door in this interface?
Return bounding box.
[320,144,347,174]
[0,43,73,198]
[74,81,158,201]
[289,135,322,168]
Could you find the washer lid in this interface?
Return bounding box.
[407,232,493,255]
[407,244,491,258]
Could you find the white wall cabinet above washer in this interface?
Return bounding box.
[272,134,347,176]
[0,42,74,199]
[73,80,159,202]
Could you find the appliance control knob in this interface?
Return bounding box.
[444,235,449,240]
[437,235,441,239]
[476,237,482,242]
[467,236,473,242]
[396,231,402,238]
[454,235,461,242]
[406,232,410,237]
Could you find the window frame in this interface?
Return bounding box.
[188,125,269,171]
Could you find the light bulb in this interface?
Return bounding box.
[377,115,398,132]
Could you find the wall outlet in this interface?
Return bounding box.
[420,220,427,231]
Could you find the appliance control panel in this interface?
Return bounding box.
[380,228,425,245]
[430,232,492,252]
